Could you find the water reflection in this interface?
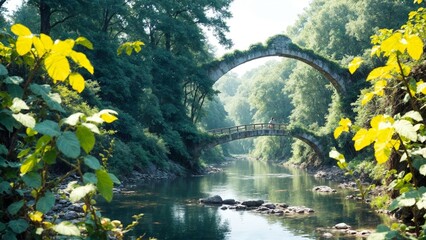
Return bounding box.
[100,158,383,239]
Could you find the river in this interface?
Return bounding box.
[100,158,385,239]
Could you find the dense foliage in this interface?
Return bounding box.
[0,22,148,239]
[331,2,426,237]
[2,0,234,175]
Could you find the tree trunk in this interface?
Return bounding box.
[39,0,51,34]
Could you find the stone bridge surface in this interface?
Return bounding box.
[206,35,350,94]
[205,123,327,160]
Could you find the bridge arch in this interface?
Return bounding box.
[205,35,350,95]
[205,123,327,161]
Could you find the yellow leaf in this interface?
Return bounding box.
[29,211,43,223]
[334,126,344,139]
[334,118,351,138]
[405,34,423,60]
[100,113,118,123]
[371,115,394,129]
[45,54,70,81]
[16,36,33,56]
[389,139,401,151]
[132,41,144,53]
[348,57,363,74]
[32,34,53,57]
[381,32,405,56]
[20,155,37,174]
[40,34,53,50]
[376,127,394,144]
[26,127,37,137]
[75,37,93,50]
[32,37,45,57]
[51,39,74,56]
[11,24,32,36]
[99,109,118,123]
[69,72,85,93]
[417,80,426,94]
[374,80,387,96]
[353,128,373,151]
[371,46,381,57]
[361,92,375,105]
[339,118,352,128]
[366,66,395,81]
[374,141,392,164]
[70,51,94,74]
[409,11,417,20]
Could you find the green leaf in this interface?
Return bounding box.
[57,131,81,159]
[22,172,42,188]
[0,112,18,132]
[5,76,24,85]
[2,231,17,240]
[17,148,30,158]
[7,84,24,99]
[29,84,64,112]
[62,113,84,126]
[394,120,417,141]
[34,120,61,137]
[0,181,11,194]
[96,169,113,202]
[109,173,121,185]
[69,184,96,203]
[76,126,95,154]
[7,200,24,215]
[52,221,80,236]
[43,149,57,165]
[84,155,101,170]
[83,172,97,184]
[36,191,55,214]
[42,93,65,113]
[8,219,29,234]
[30,84,51,96]
[12,113,35,128]
[0,63,8,76]
[36,135,52,149]
[0,144,7,155]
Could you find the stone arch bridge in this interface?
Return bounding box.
[204,35,351,95]
[203,123,328,161]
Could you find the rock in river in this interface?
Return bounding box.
[199,195,223,204]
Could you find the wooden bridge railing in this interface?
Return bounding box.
[207,123,287,135]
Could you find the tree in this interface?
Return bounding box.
[0,23,144,239]
[331,4,426,237]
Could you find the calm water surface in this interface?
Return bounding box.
[100,158,384,239]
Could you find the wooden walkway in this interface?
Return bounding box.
[208,123,287,135]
